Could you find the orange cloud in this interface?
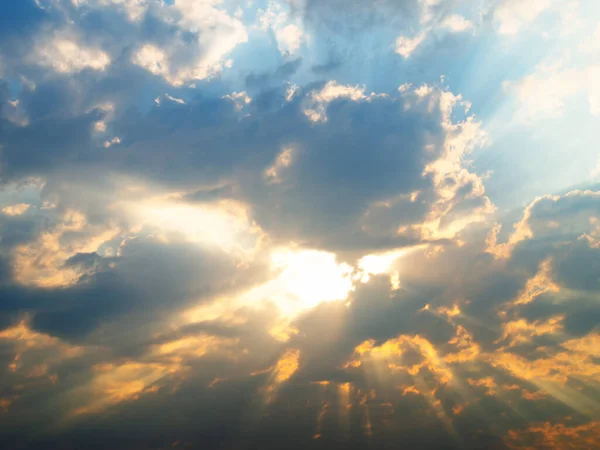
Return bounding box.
[347,334,453,385]
[496,315,564,347]
[152,334,242,362]
[0,319,87,382]
[71,360,183,416]
[468,377,497,396]
[505,420,600,450]
[262,349,300,403]
[12,209,120,287]
[445,325,480,363]
[514,258,560,306]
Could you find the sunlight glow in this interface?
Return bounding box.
[131,199,262,254]
[244,249,355,317]
[356,246,420,284]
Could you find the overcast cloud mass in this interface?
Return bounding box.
[0,0,599,449]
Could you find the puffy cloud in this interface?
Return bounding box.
[505,420,600,449]
[440,14,473,33]
[0,79,485,255]
[487,190,600,258]
[34,37,110,73]
[1,203,31,216]
[395,32,427,58]
[257,0,305,57]
[494,0,552,35]
[276,24,304,56]
[129,1,248,85]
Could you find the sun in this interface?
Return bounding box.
[245,248,355,317]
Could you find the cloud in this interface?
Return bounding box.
[34,36,110,73]
[493,0,552,35]
[0,0,599,448]
[257,0,305,57]
[487,190,600,258]
[302,80,367,122]
[395,32,427,58]
[506,61,600,120]
[440,15,473,33]
[1,203,31,216]
[0,79,489,255]
[129,1,248,86]
[276,24,304,56]
[505,420,600,449]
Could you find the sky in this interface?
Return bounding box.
[0,0,599,449]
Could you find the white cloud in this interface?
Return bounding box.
[440,14,473,33]
[395,10,473,59]
[164,94,185,105]
[103,0,148,22]
[257,1,304,57]
[415,84,434,98]
[311,81,366,104]
[264,147,294,184]
[131,1,247,85]
[1,98,29,127]
[419,0,442,25]
[103,137,121,148]
[304,81,367,122]
[579,22,600,53]
[507,61,600,120]
[586,65,600,116]
[1,203,31,216]
[395,32,427,58]
[35,37,110,73]
[222,91,252,111]
[132,44,168,78]
[285,82,299,101]
[494,0,551,35]
[418,87,493,239]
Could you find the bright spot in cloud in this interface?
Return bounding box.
[357,247,418,283]
[257,0,305,57]
[36,38,110,73]
[244,249,354,317]
[276,24,304,56]
[395,32,427,58]
[304,81,367,122]
[131,199,260,254]
[1,203,31,216]
[441,15,473,33]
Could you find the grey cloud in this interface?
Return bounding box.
[0,232,268,341]
[2,79,480,254]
